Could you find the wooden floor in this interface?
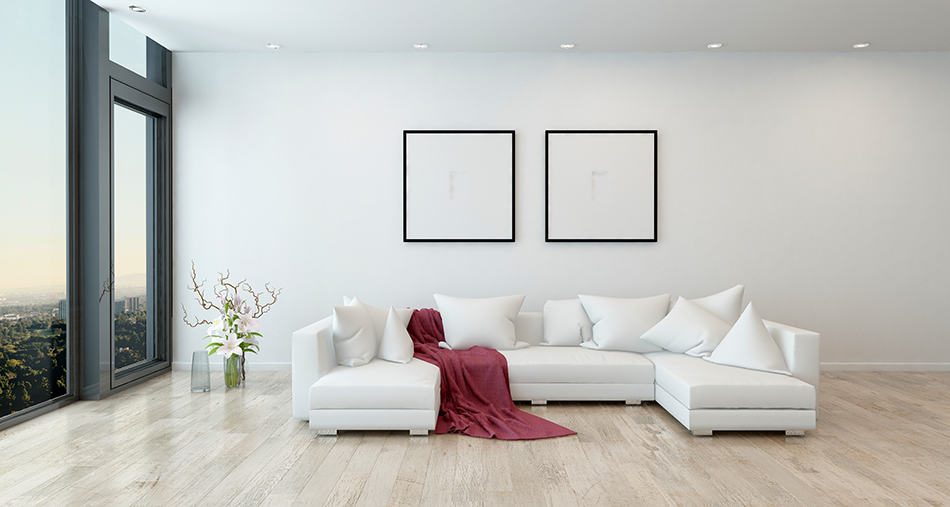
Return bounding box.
[1,370,949,506]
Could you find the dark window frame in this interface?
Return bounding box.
[108,79,172,388]
[82,1,172,395]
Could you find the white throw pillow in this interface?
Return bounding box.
[685,285,745,324]
[343,296,413,338]
[542,299,593,346]
[641,298,731,357]
[433,294,525,350]
[377,307,414,363]
[706,303,791,375]
[578,294,670,353]
[331,305,377,367]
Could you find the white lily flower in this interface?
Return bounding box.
[243,334,260,348]
[207,317,225,337]
[237,314,258,333]
[216,333,244,357]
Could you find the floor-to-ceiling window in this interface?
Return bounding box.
[0,0,172,428]
[105,12,172,388]
[110,16,151,372]
[108,83,170,386]
[112,103,150,370]
[0,0,69,422]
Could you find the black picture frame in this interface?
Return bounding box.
[545,129,658,242]
[403,130,516,242]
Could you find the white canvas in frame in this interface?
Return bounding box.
[546,131,656,241]
[404,131,514,241]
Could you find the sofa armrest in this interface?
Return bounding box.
[764,320,820,391]
[291,316,334,420]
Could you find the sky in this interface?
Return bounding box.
[0,1,67,293]
[112,104,148,293]
[0,1,148,295]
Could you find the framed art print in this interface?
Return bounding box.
[403,130,515,242]
[545,130,657,242]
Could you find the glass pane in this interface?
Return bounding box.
[109,15,147,79]
[0,0,67,418]
[113,104,152,370]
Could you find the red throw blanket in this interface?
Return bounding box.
[407,308,575,440]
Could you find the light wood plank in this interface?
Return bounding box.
[1,370,949,506]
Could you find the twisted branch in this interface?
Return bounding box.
[182,261,220,328]
[247,282,282,319]
[181,304,213,328]
[212,269,247,301]
[181,260,282,327]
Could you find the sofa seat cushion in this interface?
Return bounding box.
[310,358,439,410]
[499,346,654,384]
[647,352,815,410]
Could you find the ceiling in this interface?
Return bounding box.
[93,0,950,52]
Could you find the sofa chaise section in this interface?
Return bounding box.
[647,320,820,436]
[291,316,439,435]
[309,358,439,435]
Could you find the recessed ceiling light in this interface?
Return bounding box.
[128,5,146,13]
[265,43,280,50]
[707,42,724,49]
[413,43,429,49]
[853,42,871,49]
[560,43,575,49]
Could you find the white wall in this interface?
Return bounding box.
[172,52,950,370]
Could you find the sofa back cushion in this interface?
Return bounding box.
[378,307,415,363]
[541,299,593,346]
[331,305,378,367]
[707,303,791,375]
[434,294,526,350]
[515,312,543,345]
[578,294,670,353]
[343,296,413,345]
[640,297,731,357]
[682,285,745,324]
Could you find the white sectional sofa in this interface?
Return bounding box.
[292,313,819,436]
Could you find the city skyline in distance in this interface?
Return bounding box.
[0,273,147,306]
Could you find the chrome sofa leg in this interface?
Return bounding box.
[692,429,713,436]
[785,430,805,437]
[409,429,429,436]
[531,400,547,406]
[317,429,338,436]
[625,400,641,405]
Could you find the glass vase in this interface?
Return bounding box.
[190,350,210,392]
[224,354,243,389]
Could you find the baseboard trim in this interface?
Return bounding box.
[172,361,291,372]
[822,362,950,372]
